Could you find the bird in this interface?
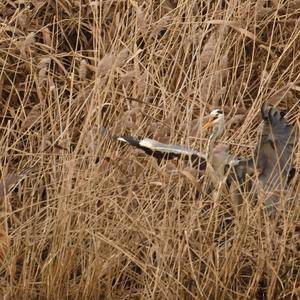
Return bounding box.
[114,103,296,212]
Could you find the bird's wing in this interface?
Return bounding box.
[114,135,206,171]
[256,102,296,188]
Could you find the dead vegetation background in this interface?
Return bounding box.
[0,0,300,299]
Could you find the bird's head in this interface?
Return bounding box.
[203,109,225,136]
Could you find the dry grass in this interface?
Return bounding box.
[0,0,300,299]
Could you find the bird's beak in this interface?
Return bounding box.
[202,117,215,129]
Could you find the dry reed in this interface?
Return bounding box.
[0,0,299,299]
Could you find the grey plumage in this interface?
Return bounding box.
[255,103,296,209]
[114,102,297,212]
[114,136,206,171]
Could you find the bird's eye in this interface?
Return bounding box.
[213,111,223,118]
[210,109,223,119]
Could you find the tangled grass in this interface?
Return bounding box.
[0,0,300,298]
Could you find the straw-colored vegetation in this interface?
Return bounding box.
[0,0,299,298]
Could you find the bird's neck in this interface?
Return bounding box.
[206,124,224,161]
[206,133,217,161]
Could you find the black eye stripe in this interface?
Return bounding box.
[211,109,223,118]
